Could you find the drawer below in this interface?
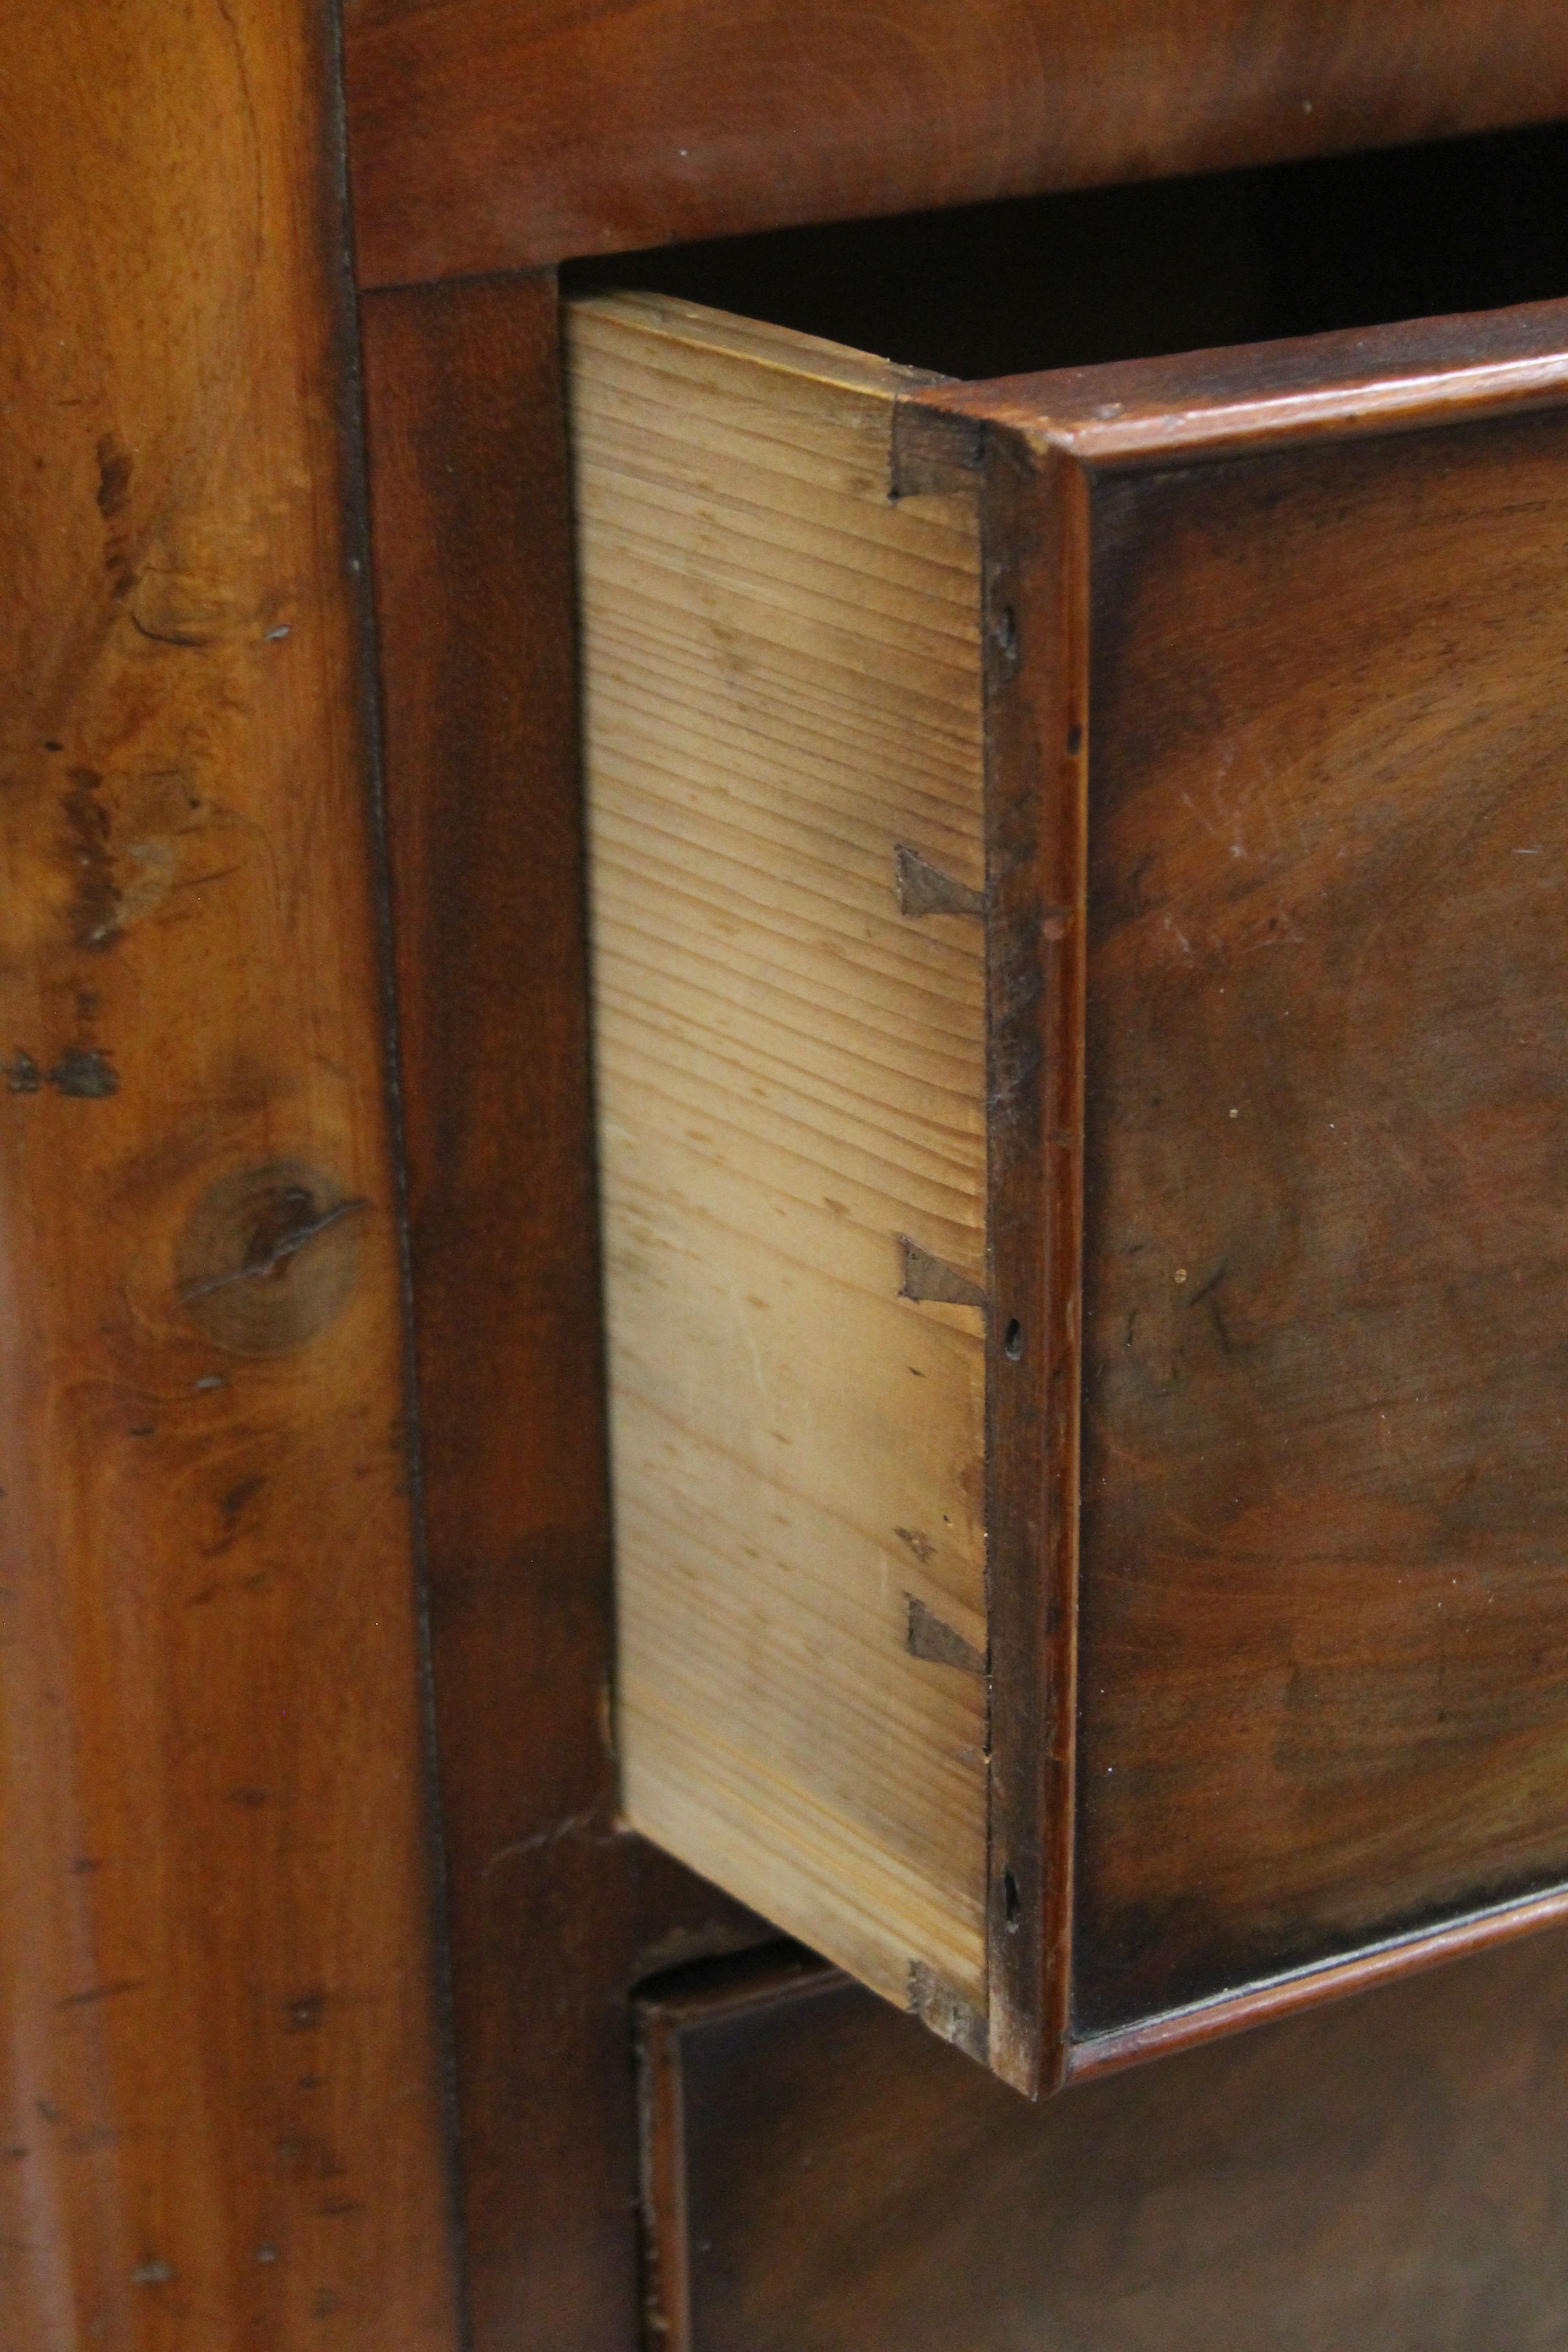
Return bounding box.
[638,1935,1568,2352]
[568,277,1568,2093]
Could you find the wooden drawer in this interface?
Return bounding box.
[636,1936,1568,2352]
[566,270,1568,2095]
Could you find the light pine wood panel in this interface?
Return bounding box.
[567,293,989,2022]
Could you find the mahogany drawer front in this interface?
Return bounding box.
[636,1937,1568,2352]
[567,285,1568,2094]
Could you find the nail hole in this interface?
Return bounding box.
[1066,723,1084,755]
[1003,1319,1023,1360]
[993,605,1018,663]
[1002,1869,1021,1931]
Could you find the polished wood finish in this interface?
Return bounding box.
[932,296,1568,2079]
[568,292,989,2032]
[26,7,1568,2343]
[344,0,1568,291]
[640,1935,1568,2351]
[0,4,460,2344]
[360,269,765,2352]
[973,430,1088,2094]
[928,292,1568,455]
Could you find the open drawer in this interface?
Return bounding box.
[565,249,1568,2095]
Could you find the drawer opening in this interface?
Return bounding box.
[565,119,1568,382]
[565,121,1568,2096]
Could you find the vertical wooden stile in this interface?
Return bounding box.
[0,3,461,2342]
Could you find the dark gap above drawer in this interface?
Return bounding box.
[564,120,1568,381]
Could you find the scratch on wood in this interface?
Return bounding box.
[56,1978,146,2009]
[906,1593,986,1675]
[898,1235,987,1311]
[178,1194,366,1303]
[894,843,986,920]
[480,1807,624,1883]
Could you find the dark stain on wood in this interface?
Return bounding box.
[894,842,986,920]
[2,1047,118,1100]
[61,766,121,951]
[46,1047,117,1098]
[906,1593,985,1675]
[94,434,133,521]
[891,399,986,498]
[897,1236,988,1310]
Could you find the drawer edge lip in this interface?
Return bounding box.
[1065,1880,1568,2086]
[911,296,1568,469]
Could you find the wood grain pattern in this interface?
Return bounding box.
[639,1934,1568,2352]
[361,270,766,2352]
[568,293,990,2026]
[0,4,459,2344]
[343,0,1568,288]
[972,436,1088,2095]
[567,279,1568,2087]
[1071,400,1568,2043]
[927,303,1568,2072]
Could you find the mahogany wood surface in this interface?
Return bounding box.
[922,301,1568,2077]
[928,292,1568,456]
[640,1936,1568,2352]
[0,3,460,2345]
[1076,398,1568,2035]
[360,269,764,2352]
[25,7,1568,2345]
[343,0,1568,291]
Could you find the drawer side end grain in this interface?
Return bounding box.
[567,293,992,2019]
[978,435,1091,2097]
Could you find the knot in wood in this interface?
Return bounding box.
[176,1160,366,1355]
